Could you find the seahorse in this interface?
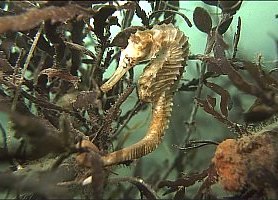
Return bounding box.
[100,24,189,166]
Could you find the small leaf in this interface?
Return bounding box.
[193,7,212,34]
[39,68,80,88]
[232,17,241,59]
[202,1,242,15]
[196,97,234,128]
[111,26,146,48]
[220,1,242,14]
[205,81,232,118]
[107,16,120,27]
[217,15,233,34]
[158,169,211,193]
[243,60,278,90]
[213,33,260,96]
[217,62,259,96]
[135,1,149,27]
[65,41,96,60]
[93,5,117,40]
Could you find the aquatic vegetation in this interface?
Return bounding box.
[0,1,277,199]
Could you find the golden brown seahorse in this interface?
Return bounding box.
[100,23,189,166]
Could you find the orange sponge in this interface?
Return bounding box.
[212,134,277,192]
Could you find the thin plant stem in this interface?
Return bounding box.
[0,122,8,154]
[11,23,44,111]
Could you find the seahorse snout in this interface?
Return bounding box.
[100,52,135,93]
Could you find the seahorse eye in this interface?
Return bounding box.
[123,56,128,67]
[123,55,137,68]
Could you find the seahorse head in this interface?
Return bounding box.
[100,30,158,93]
[128,31,153,58]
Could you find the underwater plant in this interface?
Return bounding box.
[0,1,277,199]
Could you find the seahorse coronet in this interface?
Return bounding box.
[100,23,189,166]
